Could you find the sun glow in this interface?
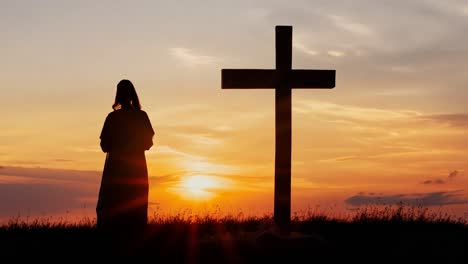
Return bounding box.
[177,175,229,200]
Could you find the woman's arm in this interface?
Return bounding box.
[100,114,112,152]
[142,111,155,150]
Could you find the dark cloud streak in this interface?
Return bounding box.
[422,179,445,185]
[420,114,468,127]
[0,183,97,217]
[345,190,468,207]
[422,170,461,185]
[0,166,100,184]
[448,170,459,178]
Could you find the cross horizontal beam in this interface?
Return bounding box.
[222,69,336,89]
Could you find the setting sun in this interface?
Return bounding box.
[175,175,231,200]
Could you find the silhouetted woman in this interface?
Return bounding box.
[97,79,155,230]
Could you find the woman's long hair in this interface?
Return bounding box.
[112,79,142,110]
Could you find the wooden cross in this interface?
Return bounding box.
[221,25,336,231]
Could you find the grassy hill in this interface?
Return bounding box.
[1,205,466,262]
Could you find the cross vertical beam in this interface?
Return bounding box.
[274,26,292,230]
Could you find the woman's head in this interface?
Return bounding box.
[113,79,142,110]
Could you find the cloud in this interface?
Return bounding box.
[422,170,461,185]
[293,41,319,56]
[151,145,202,160]
[328,15,373,36]
[0,166,100,184]
[422,179,446,185]
[390,65,417,73]
[293,99,420,122]
[422,0,468,17]
[70,146,101,153]
[212,125,233,132]
[463,6,468,15]
[175,133,222,146]
[317,156,356,162]
[53,159,73,162]
[293,103,467,140]
[327,50,345,57]
[448,170,459,178]
[345,190,468,207]
[244,7,271,21]
[0,183,96,217]
[278,0,468,78]
[420,114,468,127]
[0,167,101,220]
[169,47,217,66]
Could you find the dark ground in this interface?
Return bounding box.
[0,218,466,262]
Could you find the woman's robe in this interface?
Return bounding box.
[96,108,154,229]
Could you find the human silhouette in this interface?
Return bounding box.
[96,79,155,231]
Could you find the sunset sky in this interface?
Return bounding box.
[1,0,468,222]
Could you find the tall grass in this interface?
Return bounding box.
[1,204,466,230]
[351,204,466,225]
[4,215,95,230]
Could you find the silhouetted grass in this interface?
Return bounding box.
[4,215,95,230]
[1,205,466,262]
[351,204,466,224]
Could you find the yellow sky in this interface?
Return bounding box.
[1,0,468,221]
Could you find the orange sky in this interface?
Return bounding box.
[1,0,467,222]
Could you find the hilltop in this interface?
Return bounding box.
[0,206,466,262]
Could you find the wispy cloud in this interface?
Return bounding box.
[317,156,356,162]
[374,88,424,96]
[328,15,373,36]
[53,159,73,163]
[212,125,233,132]
[293,41,319,56]
[327,50,345,57]
[423,0,468,17]
[181,160,240,176]
[293,99,468,132]
[293,100,420,122]
[463,6,468,15]
[244,7,271,21]
[70,146,101,153]
[420,114,468,127]
[390,65,417,73]
[345,190,468,207]
[169,47,217,66]
[175,133,222,146]
[152,145,201,159]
